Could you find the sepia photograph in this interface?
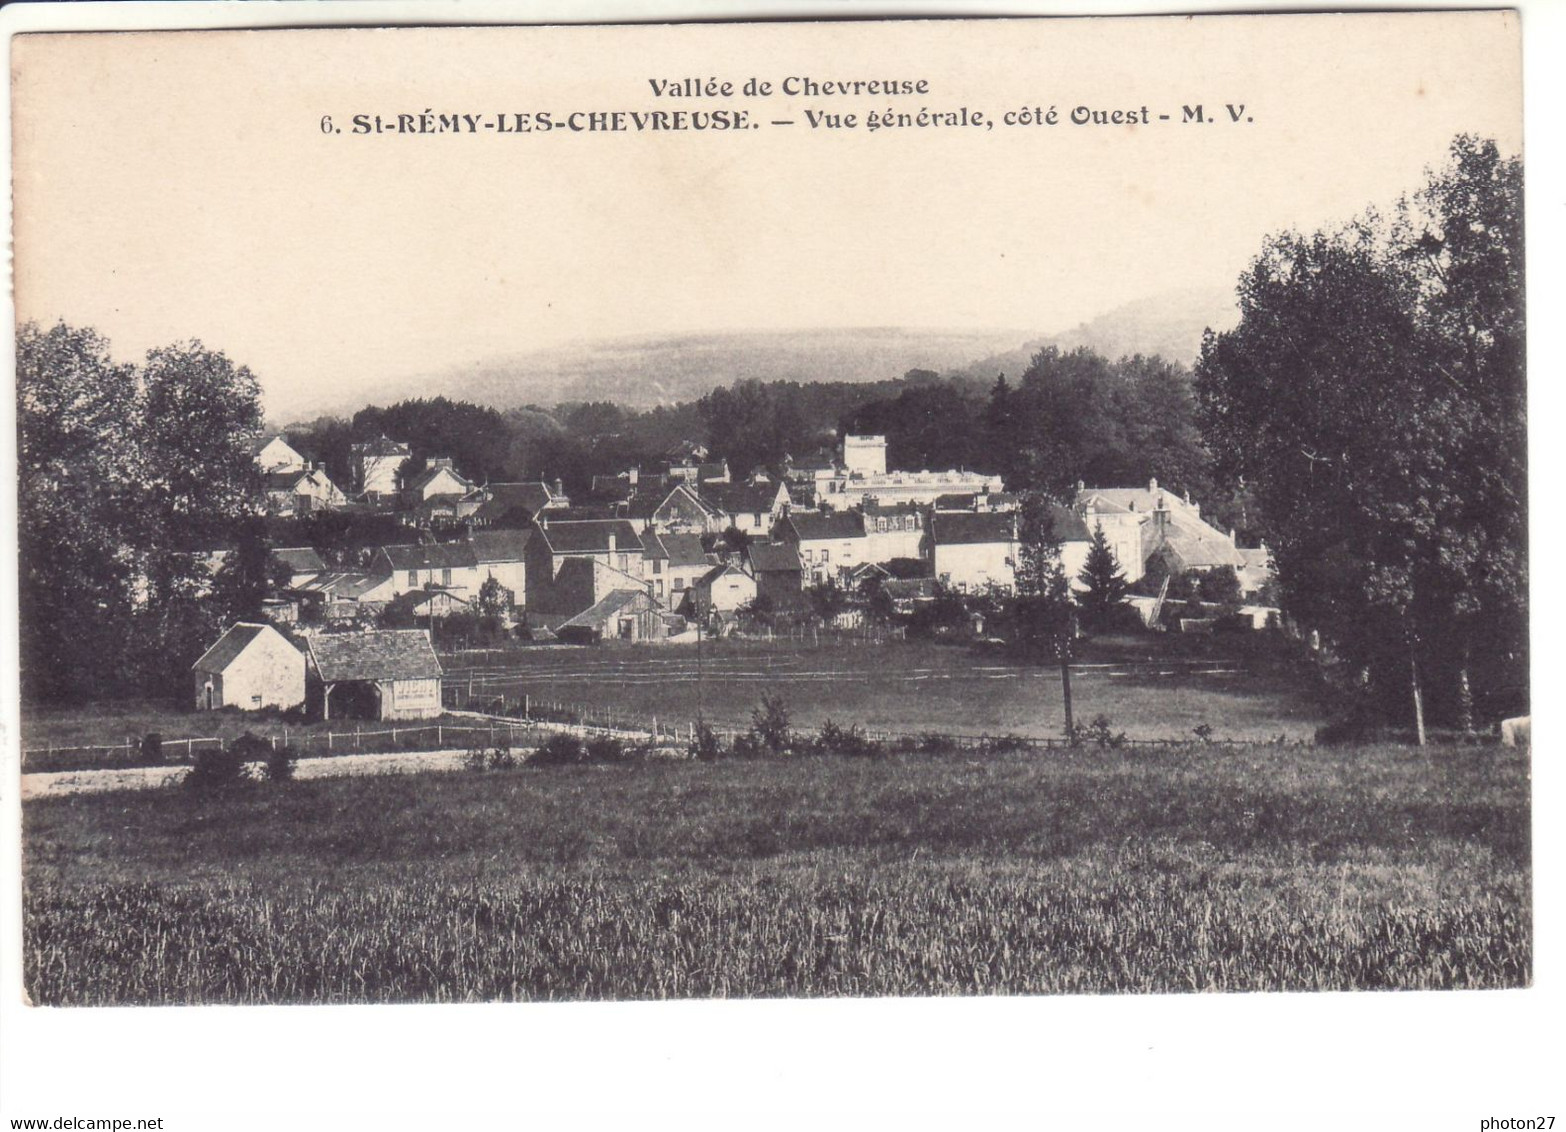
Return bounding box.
[1,2,1555,1126]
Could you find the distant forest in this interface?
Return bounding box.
[283,344,1254,534]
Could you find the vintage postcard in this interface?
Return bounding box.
[2,4,1547,1126]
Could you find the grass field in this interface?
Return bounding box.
[21,701,345,752]
[23,739,1529,1003]
[445,635,1325,741]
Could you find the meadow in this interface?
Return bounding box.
[23,738,1529,1003]
[445,634,1325,741]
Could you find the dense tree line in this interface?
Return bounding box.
[283,351,1219,507]
[1195,135,1526,731]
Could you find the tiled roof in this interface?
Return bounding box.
[699,482,785,515]
[406,464,474,494]
[250,434,296,457]
[471,482,555,524]
[625,483,712,521]
[931,511,1016,546]
[536,519,642,555]
[748,542,801,573]
[468,529,531,563]
[264,470,310,491]
[557,589,655,632]
[295,572,390,601]
[640,528,709,565]
[192,623,273,673]
[783,511,866,542]
[271,546,327,575]
[1050,505,1092,543]
[1157,516,1246,570]
[696,562,748,589]
[308,630,442,682]
[661,532,711,567]
[1077,481,1198,517]
[379,542,479,570]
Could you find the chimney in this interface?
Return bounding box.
[629,467,639,486]
[1229,528,1237,542]
[1148,477,1158,493]
[607,531,617,555]
[1076,479,1085,493]
[553,478,564,497]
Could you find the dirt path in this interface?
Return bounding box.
[20,748,476,800]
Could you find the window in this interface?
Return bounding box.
[652,559,663,574]
[821,549,830,563]
[674,578,686,592]
[441,568,452,587]
[618,553,630,572]
[407,570,418,588]
[655,579,664,598]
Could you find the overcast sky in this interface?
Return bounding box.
[11,12,1522,415]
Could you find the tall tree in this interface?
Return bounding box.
[141,341,264,529]
[1194,135,1524,731]
[1076,523,1129,628]
[16,322,146,700]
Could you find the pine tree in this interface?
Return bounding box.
[1076,523,1129,626]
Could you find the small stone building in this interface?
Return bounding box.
[191,622,306,712]
[305,629,444,721]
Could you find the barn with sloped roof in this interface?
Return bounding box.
[305,629,444,720]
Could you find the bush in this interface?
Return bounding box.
[139,733,163,765]
[977,734,1033,755]
[731,733,766,760]
[530,732,586,767]
[264,744,299,782]
[916,732,962,755]
[688,722,726,762]
[585,735,626,763]
[1079,714,1127,749]
[750,694,791,756]
[812,720,883,759]
[184,746,253,791]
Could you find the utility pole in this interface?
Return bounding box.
[1410,639,1427,747]
[696,615,705,724]
[1060,651,1075,741]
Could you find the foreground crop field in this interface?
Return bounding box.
[445,636,1326,741]
[23,741,1529,1003]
